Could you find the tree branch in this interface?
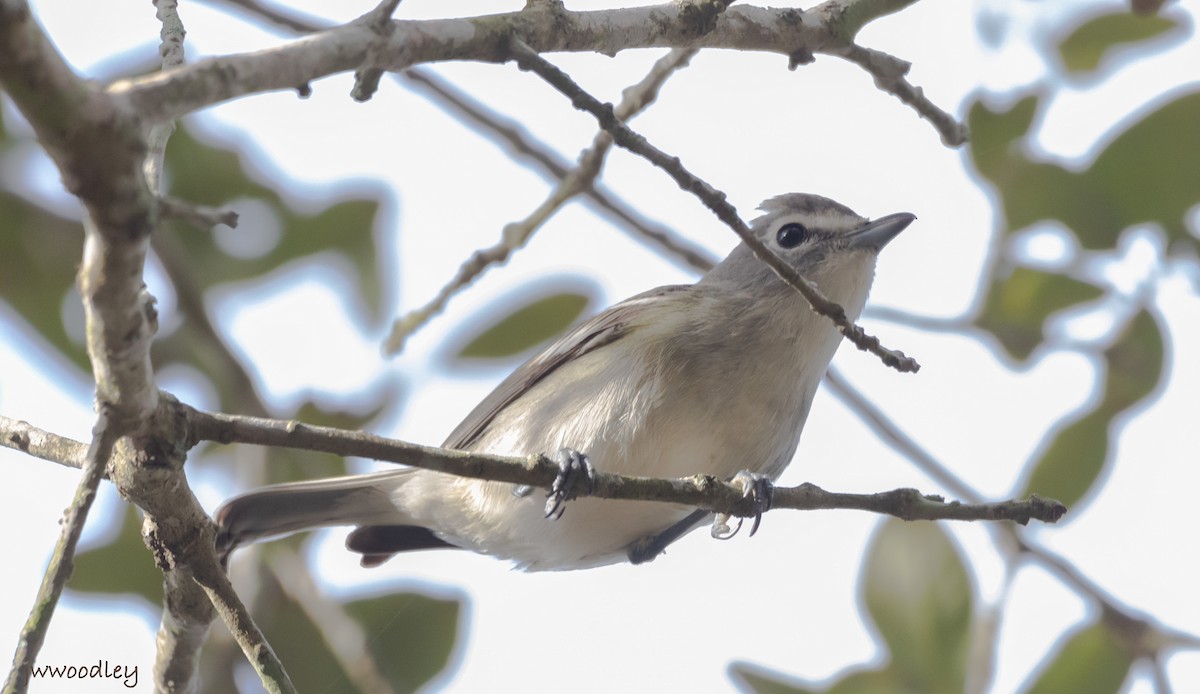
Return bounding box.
[108,1,965,150]
[507,37,921,373]
[185,402,1063,524]
[190,551,295,694]
[4,411,119,692]
[0,4,291,689]
[384,47,704,354]
[198,0,719,273]
[0,414,90,472]
[824,366,1200,665]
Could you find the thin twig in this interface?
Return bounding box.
[268,550,396,694]
[400,68,719,272]
[384,48,703,354]
[144,0,187,193]
[826,367,975,501]
[508,37,920,373]
[350,0,404,102]
[824,366,1200,660]
[159,196,239,229]
[191,551,297,694]
[836,44,968,147]
[864,305,971,332]
[4,412,121,692]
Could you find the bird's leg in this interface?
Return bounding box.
[627,509,710,564]
[544,447,596,519]
[712,470,773,539]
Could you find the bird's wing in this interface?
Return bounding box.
[443,284,690,450]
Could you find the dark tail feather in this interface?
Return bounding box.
[215,470,415,564]
[345,525,458,567]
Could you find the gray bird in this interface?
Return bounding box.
[216,193,914,571]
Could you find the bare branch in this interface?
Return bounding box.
[4,411,120,692]
[144,0,187,193]
[159,196,240,229]
[268,550,395,694]
[0,414,90,471]
[825,366,1200,660]
[0,2,159,422]
[186,403,1062,524]
[384,47,703,354]
[108,2,965,149]
[826,367,973,499]
[190,552,296,694]
[836,44,968,146]
[398,69,719,271]
[508,37,921,372]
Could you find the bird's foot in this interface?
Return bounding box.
[711,470,773,540]
[545,447,596,519]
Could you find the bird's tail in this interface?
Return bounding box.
[215,469,415,563]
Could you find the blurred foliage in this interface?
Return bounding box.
[731,521,973,693]
[1023,622,1133,694]
[968,88,1200,254]
[732,7,1191,694]
[1,115,461,691]
[69,506,164,607]
[975,267,1105,362]
[1056,11,1185,75]
[456,291,591,359]
[965,6,1188,523]
[1021,308,1164,507]
[246,570,461,694]
[3,2,1197,693]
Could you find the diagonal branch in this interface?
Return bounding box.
[384,47,704,354]
[4,411,120,692]
[824,366,1200,663]
[507,37,920,373]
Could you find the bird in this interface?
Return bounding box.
[215,193,914,571]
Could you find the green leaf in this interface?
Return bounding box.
[253,571,462,694]
[69,505,162,607]
[344,592,462,692]
[862,520,973,693]
[1020,308,1165,509]
[161,127,389,322]
[729,661,914,694]
[1058,12,1181,75]
[966,95,1040,184]
[1021,408,1109,510]
[728,662,817,694]
[0,191,90,373]
[254,571,355,693]
[1100,308,1164,413]
[968,89,1200,252]
[1022,622,1132,694]
[975,267,1104,362]
[457,292,590,359]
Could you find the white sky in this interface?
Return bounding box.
[2,0,1199,692]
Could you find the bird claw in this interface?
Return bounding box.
[545,447,595,519]
[712,471,773,539]
[710,514,742,540]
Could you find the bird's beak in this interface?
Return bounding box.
[850,212,916,251]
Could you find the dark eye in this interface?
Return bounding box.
[776,223,809,248]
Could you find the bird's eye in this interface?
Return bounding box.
[776,223,809,248]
